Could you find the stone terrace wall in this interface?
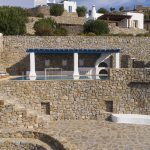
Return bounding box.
[0,142,47,150]
[0,36,149,74]
[0,69,149,121]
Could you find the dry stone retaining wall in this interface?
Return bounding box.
[0,69,149,122]
[0,36,150,74]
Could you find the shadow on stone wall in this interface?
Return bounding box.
[6,55,30,75]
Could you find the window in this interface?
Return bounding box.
[69,6,72,13]
[41,102,50,115]
[79,59,84,67]
[45,59,50,67]
[62,59,67,66]
[105,101,113,112]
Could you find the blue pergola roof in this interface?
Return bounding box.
[26,48,121,54]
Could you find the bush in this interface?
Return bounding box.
[136,33,150,37]
[97,8,108,14]
[53,27,68,36]
[76,6,87,17]
[36,13,44,18]
[0,6,27,35]
[34,18,56,36]
[50,4,64,16]
[84,20,109,35]
[34,18,67,36]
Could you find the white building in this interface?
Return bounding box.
[48,0,77,13]
[63,1,77,13]
[86,6,144,29]
[124,12,144,29]
[0,0,47,8]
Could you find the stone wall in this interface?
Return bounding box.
[109,24,148,35]
[0,102,39,129]
[59,24,83,35]
[0,36,150,74]
[27,6,50,17]
[0,142,47,150]
[0,69,149,121]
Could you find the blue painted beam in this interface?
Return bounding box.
[26,48,121,54]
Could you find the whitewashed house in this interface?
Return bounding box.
[48,0,77,13]
[87,6,144,29]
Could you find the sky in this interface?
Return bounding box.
[0,0,149,10]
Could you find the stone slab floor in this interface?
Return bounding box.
[1,120,150,150]
[44,120,150,150]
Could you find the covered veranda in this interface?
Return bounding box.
[26,48,121,80]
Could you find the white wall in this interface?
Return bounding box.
[86,5,103,21]
[125,12,144,29]
[63,1,77,13]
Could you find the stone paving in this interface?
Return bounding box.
[44,120,150,150]
[1,120,150,150]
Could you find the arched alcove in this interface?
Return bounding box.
[99,69,108,80]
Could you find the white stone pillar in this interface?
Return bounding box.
[127,19,129,28]
[115,52,120,69]
[29,52,36,77]
[91,5,97,20]
[73,53,79,76]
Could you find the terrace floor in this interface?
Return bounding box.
[47,120,150,150]
[1,120,150,150]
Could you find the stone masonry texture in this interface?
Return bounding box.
[0,36,150,74]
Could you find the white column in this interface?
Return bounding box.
[29,52,36,77]
[115,52,120,69]
[73,53,79,76]
[127,19,129,28]
[91,5,97,20]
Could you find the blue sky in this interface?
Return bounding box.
[0,0,149,9]
[74,0,150,10]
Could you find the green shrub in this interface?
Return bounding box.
[34,18,67,36]
[53,27,67,36]
[0,6,27,35]
[36,13,44,18]
[84,20,109,35]
[34,18,56,36]
[108,33,134,36]
[97,8,108,14]
[50,4,64,16]
[76,6,87,17]
[136,33,150,37]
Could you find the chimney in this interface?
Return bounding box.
[91,5,97,20]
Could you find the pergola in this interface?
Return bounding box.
[26,48,121,77]
[98,13,132,28]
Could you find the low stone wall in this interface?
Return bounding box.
[0,142,47,150]
[59,24,83,35]
[109,24,148,35]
